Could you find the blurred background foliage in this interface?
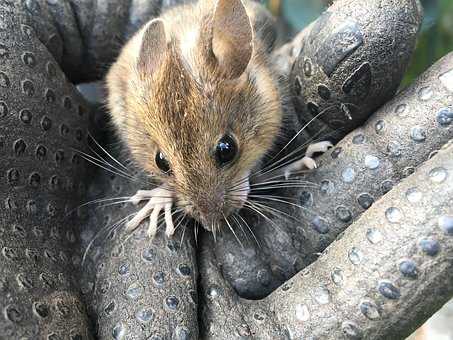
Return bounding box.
[264,0,453,87]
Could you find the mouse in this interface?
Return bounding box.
[106,0,332,238]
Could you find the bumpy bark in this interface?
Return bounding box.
[0,0,451,339]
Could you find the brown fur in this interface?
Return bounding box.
[106,0,283,228]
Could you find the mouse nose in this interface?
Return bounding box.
[198,191,224,216]
[192,189,226,228]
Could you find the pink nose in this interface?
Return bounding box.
[197,192,224,216]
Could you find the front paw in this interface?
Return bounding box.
[126,186,174,237]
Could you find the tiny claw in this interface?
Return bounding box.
[164,203,175,237]
[130,195,143,206]
[125,220,138,231]
[284,156,317,179]
[126,200,155,231]
[305,141,334,158]
[148,204,162,237]
[301,156,317,170]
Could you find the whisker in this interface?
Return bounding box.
[88,144,132,180]
[249,195,311,212]
[236,212,260,248]
[74,147,135,180]
[82,213,133,265]
[66,196,133,217]
[97,199,135,209]
[252,184,316,190]
[75,151,136,182]
[231,214,249,242]
[247,200,298,222]
[228,126,333,194]
[257,138,318,177]
[259,124,341,180]
[230,114,336,191]
[177,214,188,248]
[194,222,199,246]
[212,221,217,243]
[87,132,130,172]
[227,144,310,192]
[242,202,283,233]
[251,181,318,189]
[223,213,243,248]
[265,105,333,168]
[229,183,316,196]
[249,194,302,201]
[251,175,317,186]
[174,213,186,232]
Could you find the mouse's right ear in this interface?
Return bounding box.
[137,18,167,75]
[205,0,253,79]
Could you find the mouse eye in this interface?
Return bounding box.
[155,151,171,174]
[215,135,238,167]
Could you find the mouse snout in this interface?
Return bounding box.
[198,190,225,217]
[188,188,229,229]
[182,173,250,231]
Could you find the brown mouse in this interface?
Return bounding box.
[106,0,331,238]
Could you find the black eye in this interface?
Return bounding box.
[155,151,171,174]
[215,135,238,167]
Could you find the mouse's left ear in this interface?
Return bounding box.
[137,18,167,76]
[209,0,253,79]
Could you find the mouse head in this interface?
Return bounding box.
[107,0,283,230]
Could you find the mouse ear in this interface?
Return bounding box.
[137,18,167,75]
[210,0,253,79]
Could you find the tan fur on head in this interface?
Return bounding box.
[106,0,283,229]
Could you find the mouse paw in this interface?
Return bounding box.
[284,157,317,179]
[284,141,333,179]
[146,202,175,238]
[126,186,174,238]
[305,141,333,158]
